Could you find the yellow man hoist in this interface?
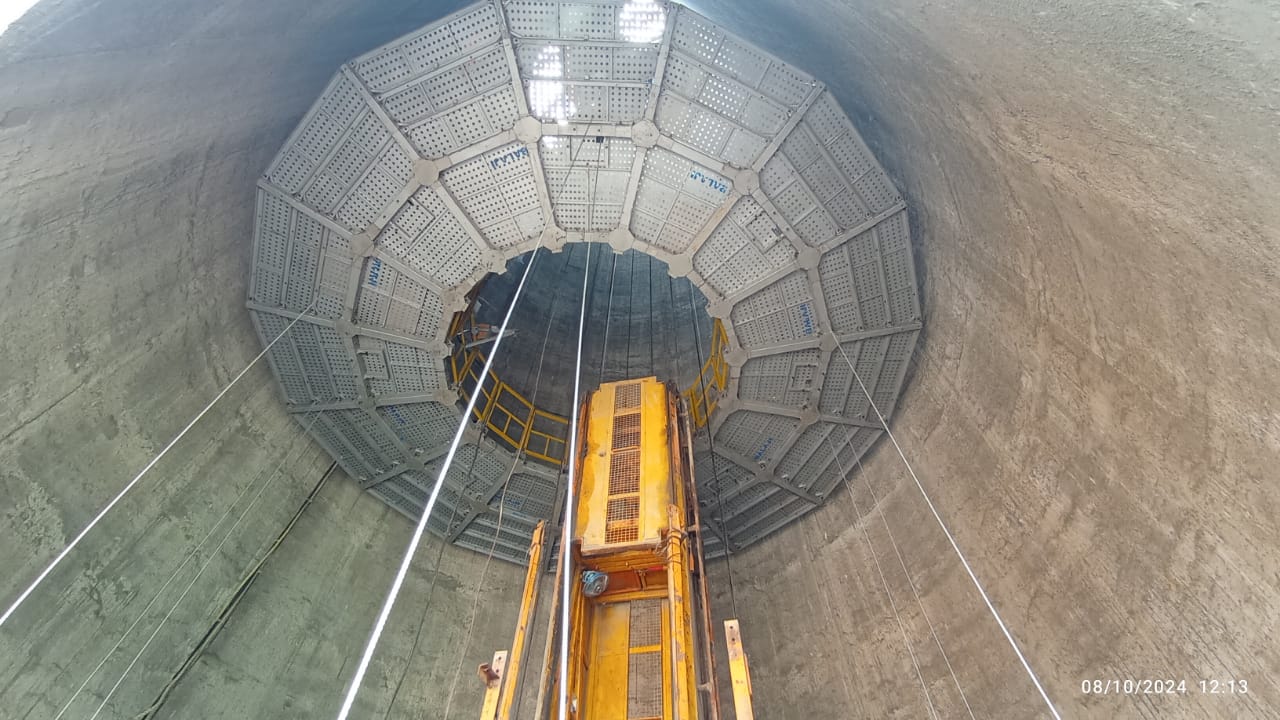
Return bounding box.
[476,376,754,720]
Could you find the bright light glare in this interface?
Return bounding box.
[619,0,666,43]
[0,0,41,37]
[529,45,575,122]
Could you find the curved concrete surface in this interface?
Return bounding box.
[1,0,1277,719]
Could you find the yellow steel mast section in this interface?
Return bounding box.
[480,377,755,719]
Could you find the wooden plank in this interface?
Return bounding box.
[479,650,508,720]
[531,528,568,720]
[497,522,546,720]
[725,620,755,720]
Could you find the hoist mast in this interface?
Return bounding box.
[478,377,754,719]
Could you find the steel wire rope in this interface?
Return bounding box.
[334,243,542,720]
[833,342,1063,719]
[377,494,463,720]
[497,247,575,720]
[824,433,938,720]
[850,444,976,719]
[85,412,322,720]
[51,415,314,719]
[340,130,596,720]
[599,252,619,382]
[440,241,571,720]
[0,297,320,630]
[687,289,739,617]
[379,420,492,719]
[382,273,534,719]
[555,240,592,720]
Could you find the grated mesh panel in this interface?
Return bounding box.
[629,599,662,647]
[606,497,641,544]
[609,450,641,495]
[627,652,663,719]
[612,413,641,449]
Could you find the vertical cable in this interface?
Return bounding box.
[556,242,592,720]
[853,448,976,719]
[825,434,937,720]
[599,252,619,383]
[334,250,543,720]
[834,342,1062,719]
[441,237,567,719]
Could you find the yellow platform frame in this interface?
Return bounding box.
[481,378,755,720]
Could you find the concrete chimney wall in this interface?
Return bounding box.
[1,0,1276,718]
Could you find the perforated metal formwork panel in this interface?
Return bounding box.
[442,143,547,248]
[426,441,513,503]
[506,1,667,123]
[456,510,541,563]
[374,469,472,535]
[356,338,447,397]
[714,410,799,468]
[491,470,561,521]
[773,422,838,492]
[252,312,361,405]
[714,481,780,526]
[250,0,923,562]
[516,45,656,123]
[353,257,444,340]
[876,210,922,324]
[692,449,756,505]
[692,195,796,298]
[819,224,880,333]
[352,3,519,159]
[376,187,486,289]
[303,408,408,483]
[541,136,635,230]
[809,426,882,499]
[817,331,918,420]
[630,147,732,253]
[728,271,817,348]
[870,329,919,418]
[266,73,415,235]
[759,90,902,246]
[377,401,457,452]
[658,8,814,168]
[738,350,821,408]
[251,187,353,319]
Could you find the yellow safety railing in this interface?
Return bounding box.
[682,318,730,429]
[448,307,730,467]
[449,310,570,465]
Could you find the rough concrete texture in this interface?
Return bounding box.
[1,0,1278,719]
[160,473,525,720]
[693,0,1280,718]
[0,1,521,718]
